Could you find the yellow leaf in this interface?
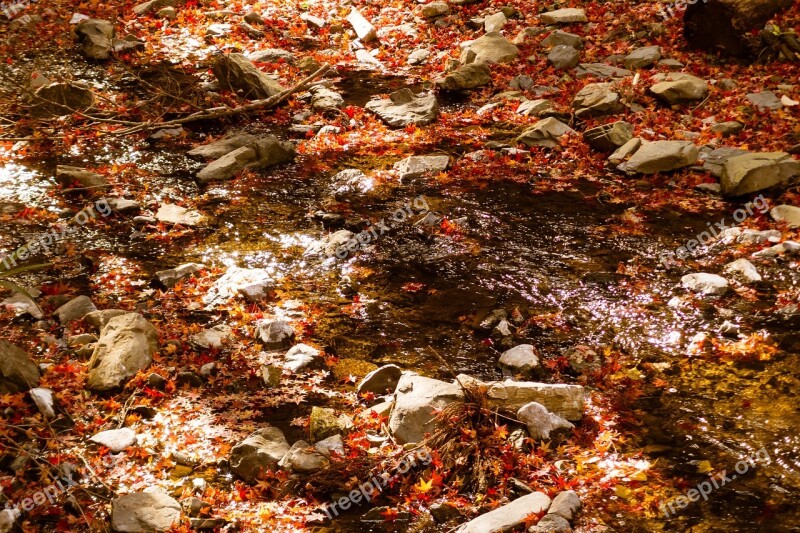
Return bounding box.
[415,478,434,493]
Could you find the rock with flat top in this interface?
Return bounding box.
[622,141,698,174]
[111,491,181,532]
[366,89,439,127]
[456,492,552,533]
[540,8,587,24]
[460,32,519,64]
[720,152,800,196]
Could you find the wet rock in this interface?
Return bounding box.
[84,309,128,330]
[330,168,374,198]
[571,83,621,118]
[365,89,438,127]
[203,267,273,306]
[518,401,573,440]
[90,428,137,452]
[394,154,450,180]
[747,91,782,111]
[284,343,319,372]
[456,492,551,533]
[357,364,403,395]
[154,263,205,289]
[111,491,181,532]
[230,427,290,482]
[720,152,800,196]
[583,121,633,152]
[549,490,581,520]
[621,140,698,174]
[256,319,295,350]
[133,0,174,16]
[548,45,580,70]
[460,32,519,64]
[310,86,344,113]
[388,374,465,444]
[75,19,114,59]
[516,99,555,117]
[540,8,587,24]
[108,197,140,214]
[574,63,632,79]
[484,12,507,32]
[430,502,462,523]
[682,273,729,295]
[310,406,351,442]
[421,1,450,18]
[189,325,232,349]
[346,7,376,41]
[54,295,96,324]
[499,344,541,377]
[305,229,356,258]
[529,514,572,532]
[281,440,329,472]
[32,83,94,117]
[724,258,761,282]
[188,132,259,159]
[155,204,209,226]
[516,118,575,148]
[2,288,42,319]
[0,341,40,394]
[436,62,492,91]
[196,135,295,183]
[624,46,661,69]
[711,121,743,136]
[212,53,284,99]
[563,345,601,373]
[314,434,344,457]
[650,73,709,104]
[771,205,800,228]
[29,388,56,419]
[88,313,158,391]
[459,375,585,419]
[408,49,430,65]
[540,30,583,50]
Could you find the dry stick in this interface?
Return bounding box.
[111,64,332,136]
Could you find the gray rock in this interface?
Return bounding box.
[247,48,295,64]
[513,26,547,45]
[747,91,782,111]
[571,83,621,118]
[284,343,319,371]
[583,121,633,152]
[436,62,492,90]
[75,19,114,59]
[724,258,761,282]
[622,141,698,174]
[529,513,572,533]
[456,492,552,533]
[346,7,376,41]
[84,309,128,330]
[0,341,40,394]
[516,99,555,117]
[608,137,642,164]
[701,146,750,177]
[658,58,684,70]
[711,121,743,136]
[310,406,352,442]
[256,319,295,350]
[509,75,534,91]
[720,152,800,196]
[421,1,450,18]
[574,63,632,79]
[540,30,582,50]
[133,0,174,16]
[203,267,273,306]
[310,86,344,112]
[650,73,709,104]
[197,135,295,183]
[623,46,661,69]
[188,132,259,159]
[365,89,439,127]
[408,49,430,65]
[212,53,284,99]
[549,490,581,520]
[458,375,585,419]
[230,427,290,482]
[90,428,137,452]
[2,287,42,319]
[681,273,729,295]
[154,263,205,289]
[499,344,541,377]
[304,229,356,258]
[157,6,176,19]
[54,295,96,324]
[29,388,56,419]
[430,502,461,523]
[32,83,94,117]
[516,117,575,148]
[484,12,507,33]
[88,314,158,391]
[388,374,465,444]
[357,364,403,395]
[548,45,580,70]
[281,440,329,472]
[155,204,209,226]
[111,491,181,532]
[189,324,232,349]
[314,434,344,457]
[394,154,450,180]
[460,32,519,64]
[517,402,573,440]
[771,205,800,228]
[330,168,374,197]
[108,197,140,214]
[540,8,587,24]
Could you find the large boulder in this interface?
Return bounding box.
[622,140,698,174]
[230,427,290,482]
[196,135,295,183]
[388,374,465,444]
[365,89,438,127]
[87,313,158,391]
[460,32,519,64]
[74,19,114,59]
[571,83,621,118]
[456,492,552,533]
[436,63,491,91]
[111,491,181,532]
[720,152,800,196]
[212,53,285,99]
[650,73,709,104]
[0,341,40,394]
[516,118,575,148]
